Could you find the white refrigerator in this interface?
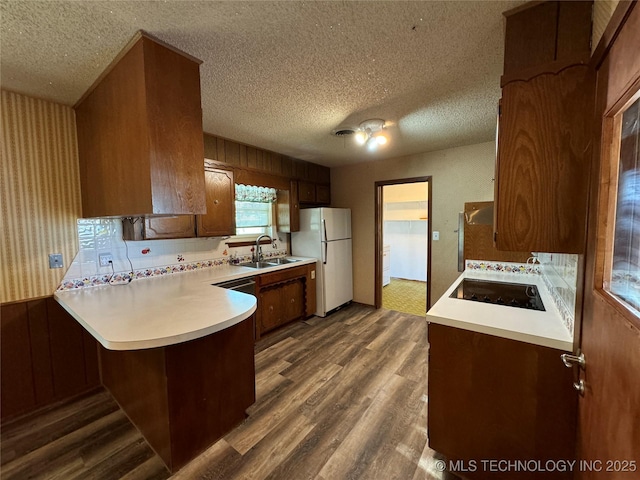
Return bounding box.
[292,208,353,317]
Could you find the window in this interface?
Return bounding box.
[607,95,640,314]
[235,201,273,236]
[234,184,277,237]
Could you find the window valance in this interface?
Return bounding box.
[235,184,277,203]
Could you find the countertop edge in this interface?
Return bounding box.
[54,257,316,351]
[426,271,574,352]
[54,292,257,351]
[425,313,573,351]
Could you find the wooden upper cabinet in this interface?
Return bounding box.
[298,181,316,204]
[502,1,592,82]
[144,216,196,240]
[316,185,331,205]
[495,1,594,253]
[75,33,206,218]
[197,167,236,237]
[298,180,330,206]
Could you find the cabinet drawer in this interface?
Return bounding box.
[257,265,307,287]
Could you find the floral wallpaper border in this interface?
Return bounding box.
[540,272,575,335]
[57,250,288,291]
[465,260,541,275]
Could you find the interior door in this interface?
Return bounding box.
[577,4,640,476]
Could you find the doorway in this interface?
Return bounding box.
[374,177,432,314]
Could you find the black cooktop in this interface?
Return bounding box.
[450,278,545,311]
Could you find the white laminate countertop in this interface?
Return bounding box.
[54,257,317,351]
[426,270,573,351]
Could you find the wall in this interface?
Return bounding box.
[331,141,496,305]
[383,182,429,281]
[1,90,82,303]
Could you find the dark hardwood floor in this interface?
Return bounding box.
[1,304,458,479]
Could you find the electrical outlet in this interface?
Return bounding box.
[432,231,440,241]
[49,253,63,269]
[99,253,113,267]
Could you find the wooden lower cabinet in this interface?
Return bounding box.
[428,323,576,480]
[259,287,284,332]
[100,315,255,472]
[256,264,315,338]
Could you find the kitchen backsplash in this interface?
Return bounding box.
[60,218,288,289]
[535,252,578,336]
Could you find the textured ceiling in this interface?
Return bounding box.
[1,0,524,167]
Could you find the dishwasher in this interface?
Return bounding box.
[214,276,256,296]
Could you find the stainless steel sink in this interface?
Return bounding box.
[237,261,274,269]
[234,257,301,269]
[266,257,300,265]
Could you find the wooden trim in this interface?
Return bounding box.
[226,238,273,248]
[590,1,636,69]
[1,294,57,306]
[374,176,432,311]
[233,166,290,191]
[600,115,623,289]
[374,184,383,309]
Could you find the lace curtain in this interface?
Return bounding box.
[235,184,277,203]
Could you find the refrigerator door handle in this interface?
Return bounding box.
[323,219,328,242]
[323,242,328,264]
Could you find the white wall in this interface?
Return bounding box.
[383,182,429,281]
[331,141,496,305]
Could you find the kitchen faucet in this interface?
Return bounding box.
[254,234,272,262]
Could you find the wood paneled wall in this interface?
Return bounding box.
[1,297,100,422]
[1,90,82,303]
[203,133,330,184]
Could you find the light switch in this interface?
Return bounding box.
[432,231,440,241]
[49,253,63,269]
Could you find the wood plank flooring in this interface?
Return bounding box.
[1,304,459,480]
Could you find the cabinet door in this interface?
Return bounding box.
[197,168,236,237]
[298,181,316,203]
[144,216,196,239]
[259,288,283,333]
[282,280,305,323]
[495,66,593,253]
[316,185,331,205]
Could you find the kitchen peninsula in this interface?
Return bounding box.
[55,259,315,472]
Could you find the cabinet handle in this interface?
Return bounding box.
[214,199,220,205]
[573,379,585,394]
[291,298,295,303]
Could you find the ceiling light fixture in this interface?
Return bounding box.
[355,118,388,152]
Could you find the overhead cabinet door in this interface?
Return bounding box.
[197,167,236,237]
